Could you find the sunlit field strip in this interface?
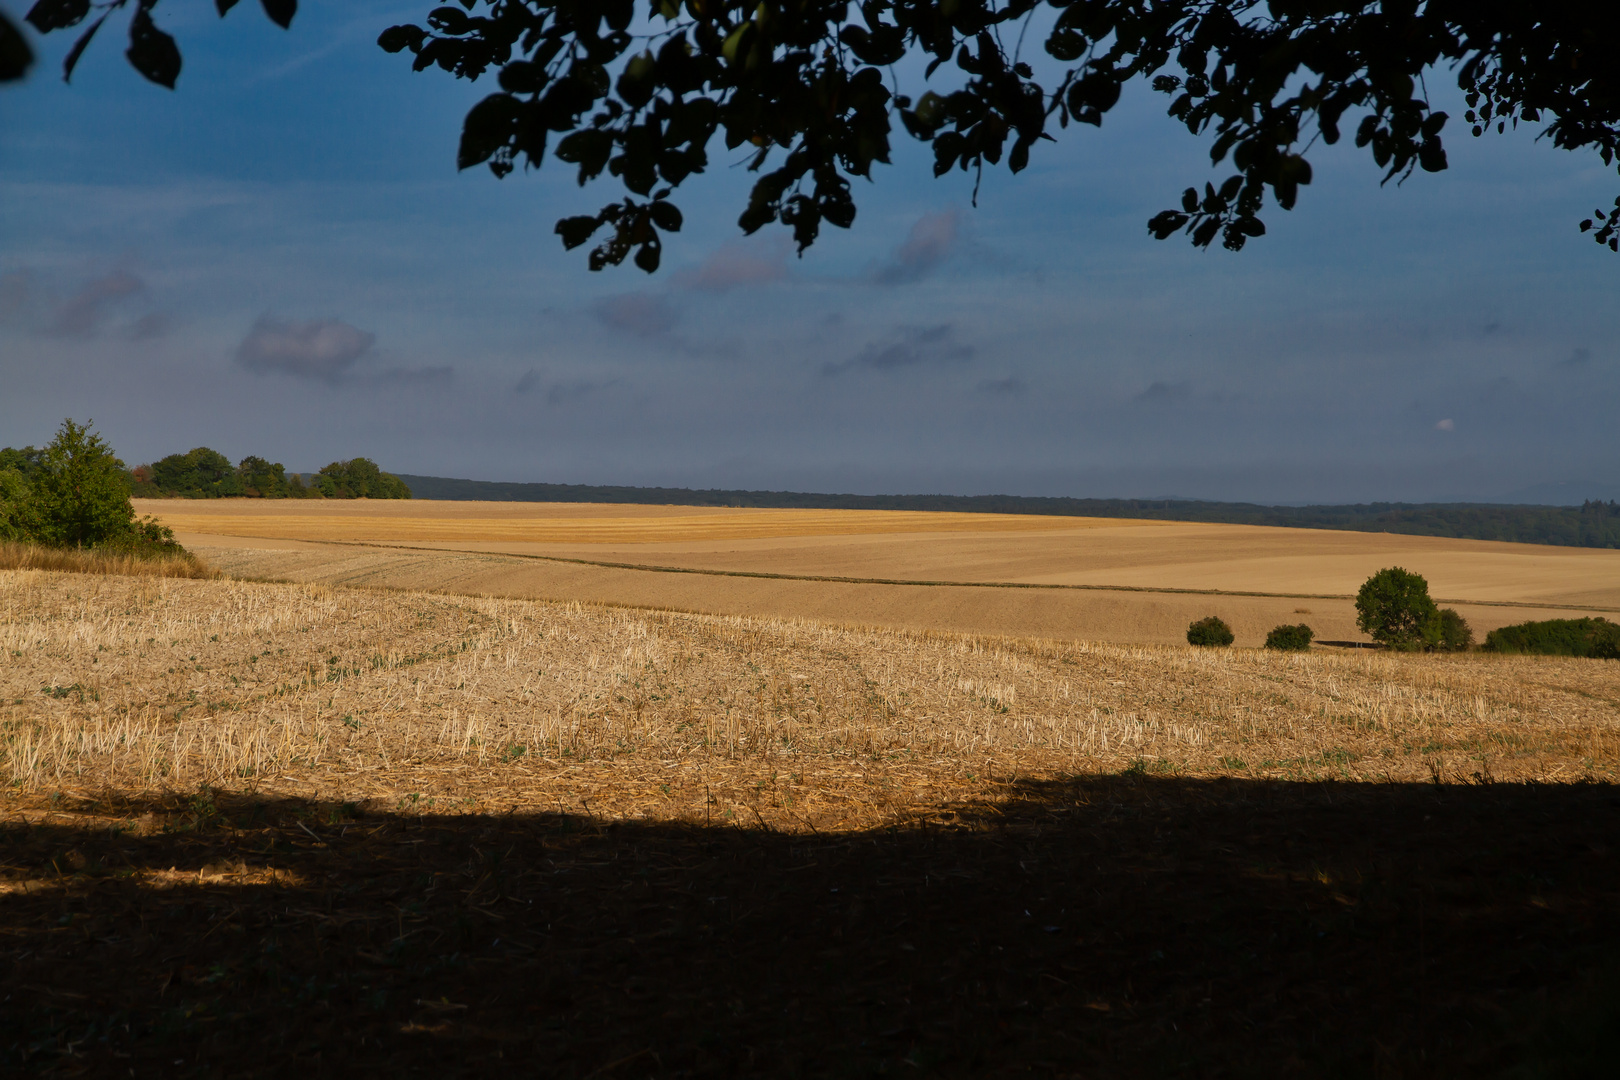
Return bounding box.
[4,570,1616,828]
[135,502,1152,545]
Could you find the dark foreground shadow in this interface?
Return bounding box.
[4,777,1618,1078]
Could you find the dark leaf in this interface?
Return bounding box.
[60,10,107,82]
[0,12,33,82]
[556,129,615,184]
[633,240,661,273]
[126,7,182,89]
[1147,210,1187,239]
[1045,29,1086,63]
[216,0,241,15]
[378,25,426,55]
[555,215,603,250]
[25,0,88,33]
[648,201,682,232]
[259,0,296,30]
[1418,139,1447,173]
[457,93,522,171]
[501,59,549,94]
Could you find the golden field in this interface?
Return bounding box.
[5,570,1616,816]
[137,498,1620,647]
[5,534,1620,1072]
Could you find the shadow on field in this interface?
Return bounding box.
[4,777,1618,1078]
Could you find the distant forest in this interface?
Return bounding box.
[0,444,407,501]
[128,449,411,500]
[396,475,1620,550]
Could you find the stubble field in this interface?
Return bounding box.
[7,503,1620,1074]
[3,562,1619,1074]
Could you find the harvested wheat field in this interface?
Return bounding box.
[3,567,1619,1075]
[142,498,1620,647]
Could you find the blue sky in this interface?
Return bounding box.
[1,1,1616,504]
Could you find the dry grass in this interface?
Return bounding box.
[5,569,1616,825]
[0,541,216,580]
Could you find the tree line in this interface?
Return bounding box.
[127,448,412,500]
[5,442,411,501]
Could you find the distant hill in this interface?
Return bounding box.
[393,475,1620,550]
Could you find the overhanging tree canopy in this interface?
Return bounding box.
[13,1,1620,270]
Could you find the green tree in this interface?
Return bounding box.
[316,459,412,499]
[1187,615,1234,647]
[19,2,1619,270]
[237,455,290,498]
[1435,608,1473,652]
[0,466,37,541]
[1355,567,1440,651]
[29,419,138,548]
[0,445,44,478]
[149,447,242,498]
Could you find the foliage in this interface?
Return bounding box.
[0,420,192,559]
[0,9,30,83]
[0,467,37,542]
[236,455,290,498]
[149,447,244,499]
[28,418,138,548]
[1355,567,1439,651]
[20,2,1619,270]
[1186,615,1233,647]
[1264,623,1313,651]
[126,449,407,500]
[1435,607,1473,652]
[315,459,413,500]
[0,445,44,479]
[1483,617,1620,659]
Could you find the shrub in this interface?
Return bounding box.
[1264,623,1314,651]
[1435,608,1473,652]
[1355,567,1440,651]
[1483,618,1620,659]
[1187,616,1235,647]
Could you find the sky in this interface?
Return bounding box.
[1,2,1616,505]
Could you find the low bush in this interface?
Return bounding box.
[1483,618,1620,659]
[1187,616,1235,647]
[1264,623,1314,651]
